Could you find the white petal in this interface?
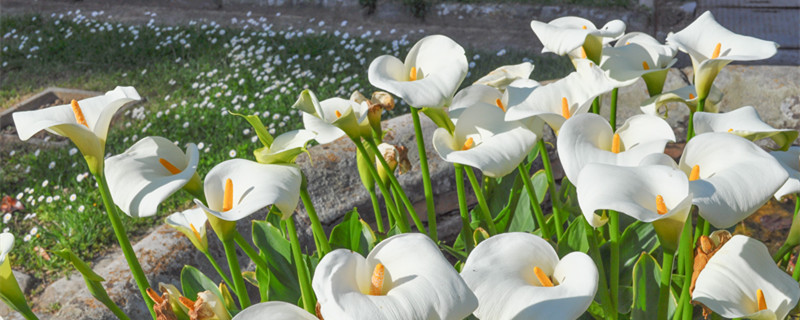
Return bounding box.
[233,301,318,320]
[640,85,724,116]
[531,17,623,55]
[770,147,800,200]
[197,160,302,221]
[105,136,199,218]
[693,235,800,320]
[461,232,598,320]
[601,40,677,82]
[0,232,13,265]
[313,233,478,320]
[448,84,504,122]
[667,11,778,64]
[680,133,789,228]
[617,114,676,148]
[165,207,208,236]
[473,62,535,91]
[693,106,797,150]
[266,129,317,156]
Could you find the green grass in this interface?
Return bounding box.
[0,12,571,279]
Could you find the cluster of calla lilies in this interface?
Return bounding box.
[3,10,800,320]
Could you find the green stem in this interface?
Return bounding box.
[389,183,410,233]
[686,98,706,141]
[222,239,250,309]
[693,215,708,243]
[591,96,600,114]
[610,88,618,131]
[609,210,620,317]
[285,218,316,312]
[657,250,676,320]
[233,233,271,277]
[454,165,474,253]
[299,186,331,256]
[679,213,695,319]
[95,174,156,320]
[411,107,438,241]
[538,140,564,239]
[362,138,426,234]
[775,196,800,262]
[793,253,800,281]
[464,166,498,235]
[203,250,234,290]
[368,188,385,233]
[518,164,549,239]
[585,218,614,319]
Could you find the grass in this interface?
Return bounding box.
[0,11,572,280]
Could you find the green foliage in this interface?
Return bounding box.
[329,209,377,256]
[53,249,130,320]
[251,221,301,303]
[631,252,676,319]
[180,265,224,301]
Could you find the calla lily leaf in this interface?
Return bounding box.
[229,111,274,147]
[181,265,224,302]
[252,221,302,304]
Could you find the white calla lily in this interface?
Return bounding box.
[165,207,209,252]
[104,136,199,218]
[530,16,625,64]
[0,232,12,266]
[640,85,724,116]
[679,133,788,228]
[666,11,778,99]
[448,84,510,122]
[577,163,692,252]
[433,97,540,178]
[461,232,598,320]
[232,301,318,320]
[474,62,535,92]
[368,35,468,109]
[12,86,141,173]
[692,235,800,320]
[694,106,798,151]
[293,89,369,143]
[770,147,800,200]
[601,32,678,95]
[312,233,478,320]
[505,60,617,132]
[194,159,302,221]
[254,129,317,164]
[557,113,675,183]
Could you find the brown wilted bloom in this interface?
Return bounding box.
[179,291,230,320]
[690,230,732,319]
[371,91,395,111]
[316,301,324,320]
[147,288,177,320]
[395,145,411,174]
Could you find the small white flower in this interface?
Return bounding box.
[78,205,85,212]
[23,234,32,242]
[69,194,77,202]
[41,179,49,187]
[229,149,237,158]
[2,213,11,224]
[30,227,38,235]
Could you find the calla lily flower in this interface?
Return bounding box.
[666,11,778,100]
[577,163,692,252]
[505,59,618,132]
[104,136,200,218]
[461,232,598,320]
[180,290,231,320]
[293,89,369,143]
[770,147,800,200]
[600,32,678,95]
[640,85,724,116]
[254,129,317,164]
[232,301,318,320]
[165,207,209,252]
[0,232,34,317]
[0,233,11,267]
[679,133,788,228]
[692,235,800,320]
[368,35,468,109]
[693,106,798,151]
[557,113,675,183]
[473,62,535,92]
[12,86,141,174]
[433,94,540,178]
[530,16,626,64]
[312,233,478,320]
[448,84,519,122]
[194,159,302,221]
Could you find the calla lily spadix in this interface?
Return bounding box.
[666,11,778,100]
[530,16,625,64]
[557,113,675,183]
[505,59,618,132]
[165,207,209,252]
[292,89,370,143]
[577,163,692,252]
[12,86,141,174]
[433,97,541,178]
[104,136,200,218]
[232,301,317,320]
[368,34,468,109]
[770,147,800,200]
[460,232,598,320]
[473,62,535,92]
[693,106,798,151]
[692,235,800,320]
[640,85,724,116]
[600,32,678,95]
[194,159,302,221]
[254,129,316,164]
[679,132,789,229]
[312,233,478,320]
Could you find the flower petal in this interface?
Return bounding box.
[0,232,13,265]
[693,106,798,151]
[256,129,317,164]
[473,62,535,91]
[448,84,504,122]
[770,147,800,200]
[105,136,199,218]
[233,301,318,320]
[165,207,208,250]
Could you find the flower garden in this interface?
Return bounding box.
[2,6,800,320]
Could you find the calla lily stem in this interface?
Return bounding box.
[233,233,272,279]
[518,164,549,239]
[464,166,498,235]
[538,140,564,239]
[686,97,706,141]
[609,210,620,318]
[657,249,676,320]
[222,238,250,309]
[411,107,438,241]
[674,213,695,319]
[584,218,614,319]
[94,173,156,320]
[300,186,331,256]
[202,250,234,290]
[610,88,618,131]
[367,188,385,233]
[389,183,410,233]
[454,165,475,253]
[285,218,316,313]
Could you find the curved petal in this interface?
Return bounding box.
[693,106,798,151]
[640,84,725,117]
[368,35,467,109]
[692,235,800,320]
[256,129,317,164]
[473,62,535,91]
[601,39,677,83]
[165,207,208,250]
[461,232,598,320]
[197,160,302,221]
[105,136,199,218]
[0,233,13,265]
[770,147,800,200]
[680,133,789,228]
[617,114,676,148]
[233,301,318,320]
[313,233,478,320]
[448,84,504,122]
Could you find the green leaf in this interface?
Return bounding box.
[53,249,130,320]
[557,218,590,256]
[329,209,371,256]
[510,169,551,233]
[180,265,223,301]
[229,111,274,147]
[631,252,675,319]
[618,221,661,314]
[252,220,301,303]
